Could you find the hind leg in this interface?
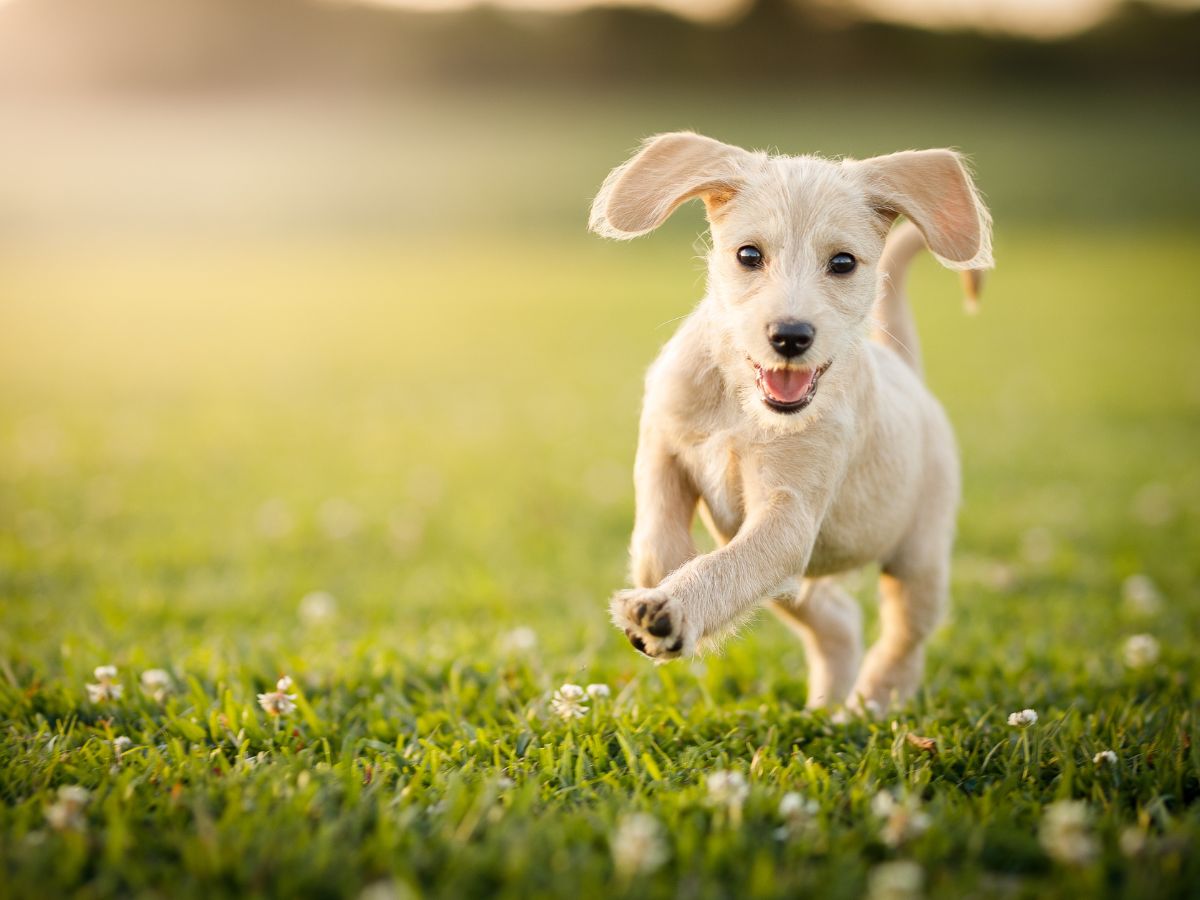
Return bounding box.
[770,578,863,709]
[848,550,949,713]
[850,438,958,714]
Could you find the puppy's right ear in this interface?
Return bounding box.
[589,132,748,240]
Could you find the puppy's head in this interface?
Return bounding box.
[590,132,991,427]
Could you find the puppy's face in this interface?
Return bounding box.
[590,132,991,429]
[703,157,886,425]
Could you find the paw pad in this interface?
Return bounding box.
[611,588,692,660]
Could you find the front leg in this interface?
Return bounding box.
[628,434,698,589]
[612,434,699,659]
[614,489,818,660]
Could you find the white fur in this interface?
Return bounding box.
[591,132,993,712]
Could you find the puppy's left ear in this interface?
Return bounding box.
[850,150,993,270]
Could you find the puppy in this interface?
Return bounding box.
[589,132,992,711]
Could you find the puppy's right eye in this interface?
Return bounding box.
[829,252,857,274]
[736,245,764,268]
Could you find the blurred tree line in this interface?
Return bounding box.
[0,0,1197,96]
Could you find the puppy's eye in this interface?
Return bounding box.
[829,252,856,275]
[736,245,764,269]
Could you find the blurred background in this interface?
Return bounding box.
[1,0,1199,241]
[0,0,1197,661]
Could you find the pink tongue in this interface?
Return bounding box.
[763,368,815,403]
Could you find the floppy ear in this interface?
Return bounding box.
[852,150,993,270]
[589,131,749,240]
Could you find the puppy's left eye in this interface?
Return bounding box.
[829,252,857,274]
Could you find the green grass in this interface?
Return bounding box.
[1,88,1199,898]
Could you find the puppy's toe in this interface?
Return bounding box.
[842,693,885,719]
[611,588,693,660]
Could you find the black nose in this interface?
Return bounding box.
[767,321,816,358]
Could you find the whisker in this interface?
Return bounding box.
[656,312,692,330]
[870,316,918,365]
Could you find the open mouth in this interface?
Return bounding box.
[752,360,831,414]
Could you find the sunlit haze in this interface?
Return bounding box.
[347,0,1195,35]
[0,0,1193,36]
[835,0,1119,36]
[347,0,752,25]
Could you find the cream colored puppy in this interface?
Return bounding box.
[589,132,992,712]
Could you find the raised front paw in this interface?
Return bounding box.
[610,587,696,661]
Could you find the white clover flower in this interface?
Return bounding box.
[45,785,90,831]
[1008,708,1038,727]
[1122,574,1162,615]
[86,682,122,703]
[1093,749,1118,766]
[775,791,819,840]
[1119,826,1147,858]
[706,770,749,810]
[871,791,930,847]
[59,785,90,804]
[258,692,297,717]
[585,683,611,699]
[550,684,588,720]
[112,736,132,752]
[866,860,925,900]
[318,497,362,541]
[1021,526,1055,565]
[871,791,898,818]
[299,591,337,625]
[356,881,400,900]
[611,813,668,877]
[1123,634,1160,669]
[256,498,295,539]
[257,677,298,717]
[987,562,1016,592]
[86,665,123,703]
[358,880,421,900]
[779,792,804,818]
[1040,800,1097,866]
[499,627,538,654]
[1131,482,1173,526]
[778,791,817,820]
[140,668,171,702]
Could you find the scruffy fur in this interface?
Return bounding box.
[589,132,993,712]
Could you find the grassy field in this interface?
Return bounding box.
[1,88,1199,898]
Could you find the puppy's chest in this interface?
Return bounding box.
[677,430,747,538]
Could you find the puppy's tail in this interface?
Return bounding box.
[873,219,985,379]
